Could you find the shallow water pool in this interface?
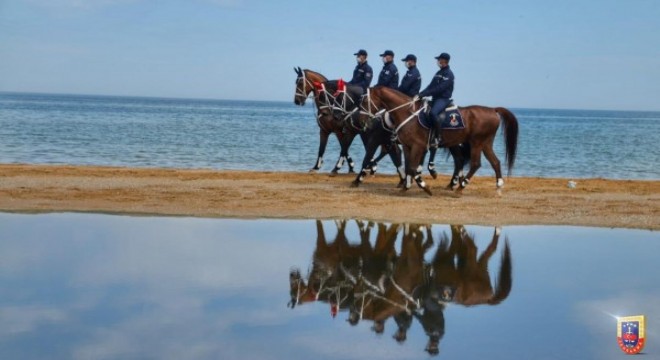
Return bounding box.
[0,213,657,359]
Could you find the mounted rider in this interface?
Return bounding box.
[415,52,454,147]
[376,50,399,89]
[398,54,422,97]
[349,49,373,94]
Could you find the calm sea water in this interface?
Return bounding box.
[0,213,658,359]
[1,92,659,179]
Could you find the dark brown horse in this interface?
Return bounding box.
[293,68,361,175]
[366,86,519,195]
[353,89,472,190]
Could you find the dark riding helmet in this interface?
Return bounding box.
[435,53,451,61]
[354,49,368,56]
[401,54,417,62]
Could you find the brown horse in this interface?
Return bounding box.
[426,225,512,307]
[293,68,360,175]
[366,86,519,195]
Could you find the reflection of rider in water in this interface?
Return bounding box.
[416,301,446,356]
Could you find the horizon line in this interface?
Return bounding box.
[2,90,659,113]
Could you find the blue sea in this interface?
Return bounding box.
[1,92,658,179]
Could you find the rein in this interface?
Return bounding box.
[360,89,427,135]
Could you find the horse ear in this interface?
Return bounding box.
[293,67,299,75]
[297,67,303,75]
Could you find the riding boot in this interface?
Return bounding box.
[432,116,445,148]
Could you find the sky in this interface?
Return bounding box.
[1,0,659,110]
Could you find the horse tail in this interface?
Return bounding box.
[495,107,519,175]
[488,239,512,305]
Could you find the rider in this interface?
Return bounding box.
[415,53,454,147]
[397,54,422,97]
[376,50,399,89]
[349,49,373,94]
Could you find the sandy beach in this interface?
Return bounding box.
[0,163,658,229]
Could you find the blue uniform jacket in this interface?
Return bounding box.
[419,66,454,101]
[349,62,373,92]
[377,61,399,89]
[397,66,421,97]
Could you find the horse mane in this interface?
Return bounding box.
[373,85,413,101]
[303,69,328,82]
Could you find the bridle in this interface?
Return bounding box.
[296,70,360,124]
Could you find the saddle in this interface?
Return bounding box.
[418,100,462,130]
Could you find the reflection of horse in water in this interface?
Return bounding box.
[288,221,513,356]
[411,225,512,354]
[423,225,512,307]
[349,224,427,332]
[288,220,361,312]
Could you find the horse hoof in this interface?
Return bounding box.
[423,187,433,196]
[329,171,338,177]
[430,171,438,180]
[351,181,360,188]
[348,170,356,174]
[309,168,319,173]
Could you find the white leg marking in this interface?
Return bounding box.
[497,178,504,188]
[397,166,406,179]
[335,156,345,169]
[405,175,412,189]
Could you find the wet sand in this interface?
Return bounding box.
[0,164,658,230]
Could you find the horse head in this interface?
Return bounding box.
[293,67,308,106]
[293,68,327,106]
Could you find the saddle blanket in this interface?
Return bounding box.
[416,105,465,130]
[439,106,465,130]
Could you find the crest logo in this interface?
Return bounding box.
[617,315,646,354]
[449,113,459,127]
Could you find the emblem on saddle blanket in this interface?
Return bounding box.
[617,315,646,354]
[417,105,466,130]
[438,106,465,130]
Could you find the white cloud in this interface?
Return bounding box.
[0,306,67,335]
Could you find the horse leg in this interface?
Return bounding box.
[352,137,380,187]
[447,146,464,190]
[311,129,329,172]
[401,145,414,191]
[369,144,390,175]
[482,142,504,192]
[387,142,406,188]
[457,143,483,192]
[330,132,347,177]
[343,130,357,174]
[427,147,438,179]
[478,226,501,268]
[411,146,432,196]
